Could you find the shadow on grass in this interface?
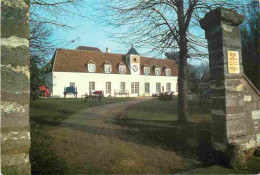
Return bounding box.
[46,115,216,169]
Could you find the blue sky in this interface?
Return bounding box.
[48,0,147,59]
[47,0,206,65]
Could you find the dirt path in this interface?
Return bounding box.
[48,98,190,174]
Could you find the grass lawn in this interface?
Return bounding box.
[125,97,211,122]
[30,97,134,174]
[124,98,260,174]
[30,97,259,174]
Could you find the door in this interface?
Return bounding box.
[131,82,139,96]
[89,82,95,94]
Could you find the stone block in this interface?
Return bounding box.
[226,113,245,121]
[1,66,30,93]
[225,143,247,170]
[1,112,30,130]
[225,92,244,107]
[209,65,225,80]
[212,120,228,145]
[226,118,247,140]
[226,106,246,115]
[207,33,223,50]
[1,130,30,154]
[1,0,29,38]
[200,8,244,30]
[210,88,225,97]
[1,43,30,67]
[222,25,242,48]
[1,91,29,105]
[209,50,225,67]
[1,153,30,167]
[211,98,226,110]
[212,113,226,121]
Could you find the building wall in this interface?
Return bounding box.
[46,72,178,97]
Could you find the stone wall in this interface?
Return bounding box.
[242,75,260,148]
[1,0,31,174]
[200,8,260,154]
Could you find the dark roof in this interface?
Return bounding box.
[51,49,178,76]
[127,47,139,55]
[76,46,102,52]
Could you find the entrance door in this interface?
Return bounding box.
[131,82,139,96]
[89,82,95,94]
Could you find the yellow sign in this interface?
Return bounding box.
[228,51,240,74]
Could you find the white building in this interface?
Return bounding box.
[44,46,178,98]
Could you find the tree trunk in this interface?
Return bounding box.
[177,0,188,123]
[177,36,188,123]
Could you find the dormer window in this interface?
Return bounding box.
[88,63,96,73]
[155,68,160,76]
[119,63,126,74]
[166,69,171,76]
[105,64,112,73]
[144,66,150,75]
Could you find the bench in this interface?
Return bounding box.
[64,86,78,99]
[82,90,104,101]
[114,90,129,97]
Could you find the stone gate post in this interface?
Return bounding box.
[1,0,31,174]
[200,8,258,154]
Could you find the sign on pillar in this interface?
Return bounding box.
[228,51,240,74]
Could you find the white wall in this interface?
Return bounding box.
[46,72,178,98]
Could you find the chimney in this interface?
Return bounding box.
[106,48,110,53]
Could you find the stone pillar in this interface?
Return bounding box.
[200,8,256,152]
[1,0,31,174]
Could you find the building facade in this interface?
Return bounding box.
[44,46,178,98]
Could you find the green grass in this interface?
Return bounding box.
[113,98,212,159]
[123,98,260,174]
[125,98,211,122]
[31,98,134,124]
[30,97,133,175]
[30,97,259,174]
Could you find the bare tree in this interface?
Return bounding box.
[98,0,255,122]
[29,0,87,100]
[30,0,88,57]
[240,1,260,89]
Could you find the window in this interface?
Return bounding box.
[166,69,171,76]
[176,82,178,93]
[119,65,126,74]
[105,64,112,73]
[144,67,150,75]
[166,83,171,93]
[155,68,160,76]
[70,82,75,87]
[156,83,161,93]
[106,82,111,94]
[89,82,95,94]
[131,82,139,94]
[120,82,125,92]
[145,83,150,93]
[88,64,96,72]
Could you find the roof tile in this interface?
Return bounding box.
[52,49,178,76]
